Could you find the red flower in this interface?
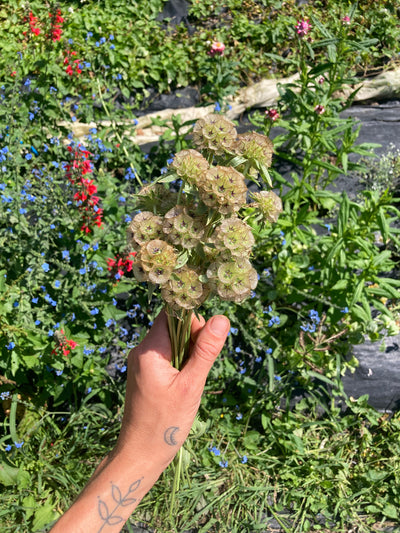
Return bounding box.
[52,330,78,357]
[266,108,280,122]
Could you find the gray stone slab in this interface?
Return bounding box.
[342,333,400,412]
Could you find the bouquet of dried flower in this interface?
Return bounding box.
[126,114,282,509]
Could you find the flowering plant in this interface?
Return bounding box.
[128,114,281,365]
[126,114,282,507]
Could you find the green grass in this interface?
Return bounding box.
[1,1,400,531]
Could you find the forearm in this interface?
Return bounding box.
[50,449,166,533]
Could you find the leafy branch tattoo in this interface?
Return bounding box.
[164,426,180,446]
[97,477,143,532]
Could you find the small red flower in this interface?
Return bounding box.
[266,108,280,122]
[208,41,225,57]
[295,19,311,38]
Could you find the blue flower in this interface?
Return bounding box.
[5,444,12,452]
[14,441,24,449]
[268,316,280,327]
[120,365,127,373]
[6,342,15,350]
[219,460,228,468]
[54,280,61,288]
[90,308,99,315]
[55,369,63,376]
[110,44,115,50]
[62,250,70,260]
[229,327,238,335]
[87,387,92,394]
[341,307,349,313]
[236,413,243,420]
[235,347,241,353]
[79,267,86,275]
[25,153,33,160]
[241,455,248,464]
[98,346,107,353]
[209,446,221,456]
[35,320,41,325]
[255,356,262,363]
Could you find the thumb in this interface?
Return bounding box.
[181,315,230,385]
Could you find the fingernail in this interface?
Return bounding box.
[210,315,230,336]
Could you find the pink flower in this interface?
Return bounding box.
[314,104,325,115]
[208,41,225,57]
[342,15,351,25]
[295,19,311,38]
[318,76,325,85]
[266,108,280,121]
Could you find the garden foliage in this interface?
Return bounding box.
[0,1,400,531]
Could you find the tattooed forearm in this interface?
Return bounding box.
[97,478,143,533]
[163,426,180,446]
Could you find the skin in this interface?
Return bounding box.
[50,311,230,533]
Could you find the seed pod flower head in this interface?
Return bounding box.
[193,114,237,155]
[207,257,257,303]
[163,206,205,249]
[135,183,178,215]
[211,217,255,258]
[234,132,274,169]
[127,211,164,249]
[250,191,283,223]
[161,266,208,310]
[199,165,247,214]
[170,149,209,187]
[135,239,177,285]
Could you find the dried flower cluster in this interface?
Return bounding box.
[127,114,282,312]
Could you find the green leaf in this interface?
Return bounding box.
[350,280,364,308]
[377,208,389,243]
[0,463,19,486]
[383,503,398,519]
[330,279,349,291]
[32,499,57,532]
[338,193,350,236]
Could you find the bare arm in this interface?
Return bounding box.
[50,311,230,533]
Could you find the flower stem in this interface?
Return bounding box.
[166,306,193,520]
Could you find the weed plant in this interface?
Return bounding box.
[0,2,400,532]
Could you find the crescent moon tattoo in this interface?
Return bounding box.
[164,426,180,446]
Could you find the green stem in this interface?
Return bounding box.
[165,306,193,525]
[96,79,143,187]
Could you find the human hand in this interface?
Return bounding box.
[114,310,230,468]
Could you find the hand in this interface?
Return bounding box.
[115,310,231,468]
[50,310,230,533]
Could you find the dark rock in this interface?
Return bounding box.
[156,0,195,34]
[343,333,400,412]
[142,86,200,113]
